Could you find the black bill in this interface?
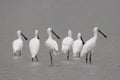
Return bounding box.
[37,34,39,39]
[98,29,107,38]
[52,30,60,39]
[80,36,85,45]
[21,33,28,40]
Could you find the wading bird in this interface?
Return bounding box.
[61,30,73,60]
[80,27,107,64]
[72,33,84,58]
[29,30,40,62]
[13,30,28,56]
[45,27,60,66]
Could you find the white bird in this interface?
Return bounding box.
[80,27,107,64]
[72,33,84,58]
[12,30,28,56]
[45,27,60,66]
[29,30,40,62]
[61,30,73,60]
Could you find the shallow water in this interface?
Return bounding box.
[0,0,120,80]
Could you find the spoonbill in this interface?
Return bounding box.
[12,30,28,56]
[72,33,84,58]
[29,30,40,62]
[80,27,107,64]
[45,27,60,66]
[61,30,73,60]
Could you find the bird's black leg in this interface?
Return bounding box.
[32,58,34,62]
[86,53,88,63]
[19,51,21,56]
[35,55,39,62]
[78,52,80,58]
[67,50,70,60]
[13,52,16,56]
[49,51,53,66]
[89,52,92,64]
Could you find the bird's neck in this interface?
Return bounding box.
[93,31,98,40]
[68,32,72,37]
[49,36,52,39]
[35,34,37,38]
[48,32,52,38]
[48,36,52,41]
[68,30,72,36]
[77,36,80,39]
[18,34,22,39]
[68,34,72,37]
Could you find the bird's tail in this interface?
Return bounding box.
[53,50,61,56]
[80,50,87,58]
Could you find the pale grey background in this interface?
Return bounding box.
[0,0,120,80]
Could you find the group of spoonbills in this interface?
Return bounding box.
[12,26,107,66]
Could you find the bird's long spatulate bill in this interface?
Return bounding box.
[98,29,107,38]
[81,36,85,45]
[52,30,60,39]
[21,33,28,40]
[37,34,39,39]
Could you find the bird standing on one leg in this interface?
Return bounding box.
[45,27,60,66]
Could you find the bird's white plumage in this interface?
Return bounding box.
[72,33,83,57]
[45,37,59,55]
[80,36,96,57]
[29,30,40,58]
[61,30,73,54]
[45,28,59,55]
[13,39,23,53]
[80,27,100,57]
[13,30,23,54]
